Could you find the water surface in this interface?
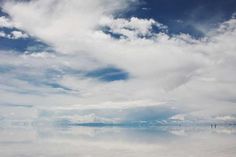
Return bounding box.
[0,125,235,157]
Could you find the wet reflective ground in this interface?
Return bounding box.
[0,125,236,157]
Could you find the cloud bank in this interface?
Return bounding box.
[0,0,236,124]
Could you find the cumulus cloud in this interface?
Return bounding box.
[0,16,14,28]
[0,30,28,39]
[0,15,28,39]
[0,31,6,37]
[0,0,236,123]
[10,30,28,39]
[99,16,167,39]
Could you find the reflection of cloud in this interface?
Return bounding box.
[1,125,236,157]
[215,116,236,121]
[169,129,186,136]
[213,128,236,135]
[0,128,37,143]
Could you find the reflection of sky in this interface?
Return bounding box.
[0,125,236,157]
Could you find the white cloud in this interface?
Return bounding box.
[10,30,28,39]
[0,16,14,28]
[0,30,28,39]
[0,0,236,122]
[0,31,6,37]
[99,16,167,39]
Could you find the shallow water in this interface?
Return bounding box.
[0,125,236,157]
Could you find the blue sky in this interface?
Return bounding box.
[125,0,236,36]
[0,0,236,125]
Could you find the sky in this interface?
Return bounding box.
[0,0,236,125]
